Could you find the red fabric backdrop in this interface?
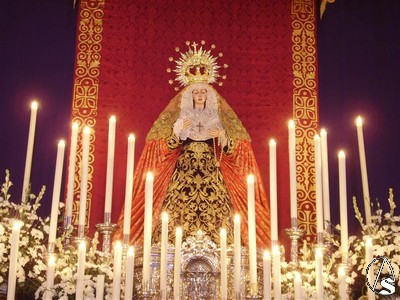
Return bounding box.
[75,0,298,244]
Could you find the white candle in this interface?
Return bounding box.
[315,247,324,300]
[78,127,91,236]
[356,116,372,224]
[314,134,324,236]
[269,139,278,241]
[220,228,227,300]
[365,238,374,300]
[288,120,297,221]
[338,151,348,262]
[247,174,258,295]
[263,250,271,300]
[66,122,79,224]
[142,172,154,289]
[48,140,65,247]
[160,212,169,299]
[104,116,116,220]
[112,241,123,299]
[21,101,38,202]
[7,221,23,300]
[173,227,183,300]
[43,254,56,300]
[234,214,241,297]
[320,129,331,227]
[272,245,281,299]
[96,274,105,300]
[125,246,135,300]
[123,134,136,238]
[338,266,346,300]
[294,271,302,300]
[76,241,86,300]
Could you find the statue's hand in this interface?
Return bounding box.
[208,128,222,138]
[182,118,191,130]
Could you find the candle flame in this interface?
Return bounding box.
[320,128,327,136]
[272,245,280,255]
[234,214,241,223]
[263,250,270,259]
[162,211,169,222]
[314,133,320,140]
[72,122,79,130]
[110,115,116,122]
[176,227,182,236]
[83,126,91,135]
[114,240,122,249]
[269,139,276,146]
[12,220,23,230]
[365,238,373,247]
[338,150,346,158]
[356,116,363,126]
[31,101,38,110]
[79,240,86,250]
[338,266,346,277]
[58,140,65,147]
[146,171,154,181]
[247,174,255,183]
[294,271,301,281]
[315,247,323,257]
[288,119,295,128]
[48,254,56,265]
[220,227,226,236]
[129,133,135,141]
[128,246,135,256]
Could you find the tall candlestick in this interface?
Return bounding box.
[65,122,79,226]
[263,250,271,300]
[142,172,154,290]
[315,247,324,300]
[78,126,90,237]
[48,140,65,248]
[269,139,278,241]
[320,129,331,227]
[123,134,135,241]
[43,254,56,300]
[365,238,374,300]
[174,227,183,300]
[125,246,135,300]
[338,151,348,262]
[356,116,372,224]
[234,214,241,297]
[160,212,169,299]
[338,266,346,300]
[294,271,302,300]
[288,120,297,221]
[314,134,324,238]
[104,116,116,221]
[76,241,86,300]
[220,228,227,300]
[112,241,122,299]
[272,245,281,299]
[96,274,105,300]
[21,101,38,202]
[7,221,23,300]
[247,174,258,295]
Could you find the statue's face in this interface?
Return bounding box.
[192,87,207,107]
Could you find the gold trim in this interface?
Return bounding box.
[291,0,318,242]
[71,0,105,230]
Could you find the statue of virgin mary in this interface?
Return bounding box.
[115,41,270,248]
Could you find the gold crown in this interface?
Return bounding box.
[167,41,228,91]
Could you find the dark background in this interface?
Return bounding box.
[0,0,399,236]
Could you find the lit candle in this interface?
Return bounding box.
[365,238,374,300]
[7,220,23,300]
[125,246,135,300]
[338,266,346,300]
[338,150,348,262]
[112,241,122,299]
[294,271,302,300]
[142,172,154,289]
[315,247,324,300]
[104,116,116,222]
[269,139,278,241]
[43,254,56,300]
[160,212,169,299]
[272,245,281,299]
[21,101,38,202]
[48,140,65,248]
[263,250,271,300]
[173,227,183,299]
[96,274,105,300]
[220,228,227,300]
[76,241,86,300]
[247,174,258,295]
[123,134,136,240]
[320,129,331,227]
[314,134,324,237]
[356,116,372,224]
[234,214,241,297]
[78,126,91,237]
[65,122,79,226]
[288,120,297,222]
